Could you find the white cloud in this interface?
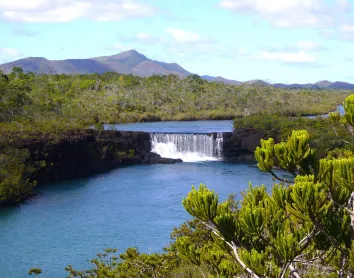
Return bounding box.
[166,28,202,43]
[0,0,52,11]
[264,40,325,55]
[0,0,155,22]
[296,40,326,51]
[260,50,316,63]
[219,0,335,27]
[0,48,21,57]
[110,29,222,61]
[339,24,354,33]
[337,0,351,9]
[296,41,317,50]
[163,28,224,59]
[0,48,22,63]
[335,24,354,40]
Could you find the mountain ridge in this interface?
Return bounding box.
[0,50,192,77]
[1,49,353,89]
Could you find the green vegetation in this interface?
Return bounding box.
[0,68,350,135]
[0,147,40,205]
[28,268,42,277]
[234,115,353,158]
[64,95,354,277]
[2,68,354,276]
[1,67,349,206]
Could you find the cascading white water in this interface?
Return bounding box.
[150,133,224,162]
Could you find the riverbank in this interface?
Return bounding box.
[0,129,182,206]
[0,125,269,206]
[1,113,351,207]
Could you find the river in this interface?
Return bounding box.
[0,120,291,277]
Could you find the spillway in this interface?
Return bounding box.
[150,133,223,162]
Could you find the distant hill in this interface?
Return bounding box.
[0,50,353,89]
[315,80,332,88]
[201,75,242,85]
[327,81,354,90]
[273,81,354,90]
[0,50,192,77]
[244,79,270,87]
[273,83,319,89]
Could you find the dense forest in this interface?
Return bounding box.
[0,67,350,135]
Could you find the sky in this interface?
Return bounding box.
[1,0,354,83]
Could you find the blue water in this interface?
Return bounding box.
[0,162,280,277]
[104,120,234,133]
[306,105,344,119]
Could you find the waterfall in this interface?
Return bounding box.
[150,133,224,162]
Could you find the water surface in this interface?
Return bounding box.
[104,120,234,133]
[306,105,344,119]
[0,162,280,277]
[0,120,291,277]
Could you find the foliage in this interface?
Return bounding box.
[0,69,350,135]
[235,115,353,158]
[176,94,354,277]
[2,68,354,276]
[0,147,40,205]
[65,247,203,278]
[28,268,42,277]
[0,67,349,206]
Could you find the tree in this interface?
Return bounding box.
[11,66,24,79]
[177,94,354,277]
[0,148,38,205]
[65,248,183,278]
[28,268,42,277]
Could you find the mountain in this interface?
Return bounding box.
[315,80,333,88]
[0,50,192,77]
[244,80,270,87]
[1,50,353,89]
[327,81,354,90]
[201,75,242,85]
[273,83,319,89]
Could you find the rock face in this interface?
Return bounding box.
[1,128,266,194]
[222,128,267,161]
[1,129,182,185]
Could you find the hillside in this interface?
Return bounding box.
[0,50,192,77]
[1,50,354,89]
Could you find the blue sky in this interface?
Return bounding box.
[1,0,354,83]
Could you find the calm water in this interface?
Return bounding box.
[103,105,345,133]
[0,162,280,277]
[106,105,345,133]
[104,120,234,133]
[306,105,344,119]
[0,120,288,277]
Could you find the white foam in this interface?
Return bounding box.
[150,133,223,162]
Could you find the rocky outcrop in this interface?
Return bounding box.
[222,128,267,161]
[1,129,181,185]
[0,127,267,202]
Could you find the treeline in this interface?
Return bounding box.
[234,115,354,158]
[0,67,351,134]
